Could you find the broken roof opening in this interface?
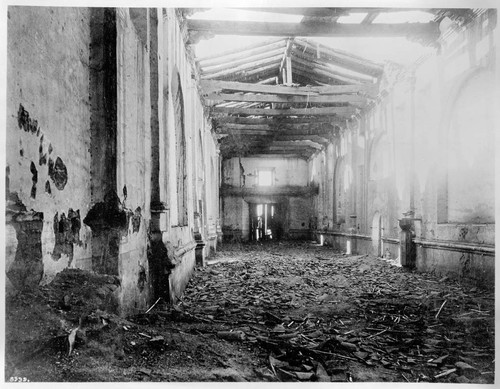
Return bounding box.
[186,7,488,160]
[189,8,440,65]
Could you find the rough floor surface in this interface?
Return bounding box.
[5,241,495,383]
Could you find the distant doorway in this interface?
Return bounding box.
[250,203,282,241]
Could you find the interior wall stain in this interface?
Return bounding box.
[52,209,82,267]
[6,193,44,291]
[30,161,37,199]
[17,104,39,134]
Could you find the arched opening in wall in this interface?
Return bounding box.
[172,69,188,226]
[368,134,391,182]
[334,158,352,226]
[439,69,495,224]
[371,211,382,257]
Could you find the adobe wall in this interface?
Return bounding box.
[6,6,94,293]
[312,10,496,287]
[5,7,220,313]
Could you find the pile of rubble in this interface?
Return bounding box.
[178,242,495,383]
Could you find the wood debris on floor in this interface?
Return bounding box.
[5,241,494,383]
[177,242,495,383]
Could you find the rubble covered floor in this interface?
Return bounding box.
[5,242,495,383]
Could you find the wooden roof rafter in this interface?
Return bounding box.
[201,53,283,79]
[290,56,375,85]
[205,92,369,106]
[211,105,358,117]
[197,37,286,64]
[187,19,440,40]
[201,47,285,75]
[291,48,378,82]
[201,80,378,96]
[292,39,384,76]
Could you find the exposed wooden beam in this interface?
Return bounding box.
[291,56,373,85]
[187,19,440,39]
[218,128,335,137]
[206,92,367,105]
[202,47,285,74]
[246,148,314,158]
[232,8,433,16]
[214,116,344,125]
[220,123,272,131]
[202,54,282,80]
[212,106,357,117]
[290,49,376,83]
[250,153,309,159]
[197,37,285,63]
[293,39,384,76]
[276,135,331,144]
[231,8,344,17]
[199,41,286,69]
[212,63,280,82]
[230,69,279,84]
[201,80,378,96]
[271,140,323,150]
[362,12,380,24]
[279,38,293,78]
[290,66,347,87]
[258,77,278,85]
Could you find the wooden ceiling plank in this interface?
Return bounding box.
[229,7,432,16]
[206,92,367,105]
[231,8,343,17]
[271,140,323,150]
[202,54,283,79]
[277,134,331,143]
[202,47,286,74]
[292,39,384,76]
[291,56,373,85]
[362,12,380,24]
[291,49,377,81]
[197,37,285,63]
[201,79,377,96]
[290,66,346,86]
[187,19,439,39]
[212,106,356,116]
[215,115,343,125]
[228,69,279,84]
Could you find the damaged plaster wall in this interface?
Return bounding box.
[6,7,93,294]
[311,10,496,286]
[114,8,153,313]
[158,9,220,302]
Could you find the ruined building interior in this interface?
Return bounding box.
[3,4,497,384]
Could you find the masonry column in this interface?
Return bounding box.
[148,8,173,301]
[84,8,129,276]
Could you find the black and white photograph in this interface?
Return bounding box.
[2,0,497,385]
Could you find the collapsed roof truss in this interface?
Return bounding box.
[187,7,479,159]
